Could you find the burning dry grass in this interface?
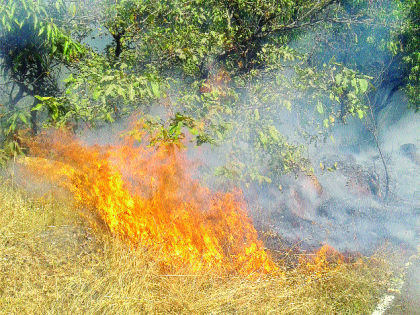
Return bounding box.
[0,179,396,314]
[20,130,277,275]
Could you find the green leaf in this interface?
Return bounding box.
[35,95,49,100]
[317,101,324,115]
[101,75,114,82]
[259,132,268,146]
[92,89,101,100]
[106,113,115,123]
[9,121,16,133]
[117,85,126,98]
[47,24,51,41]
[33,13,38,28]
[63,40,69,55]
[51,106,59,120]
[151,81,160,98]
[351,78,359,93]
[18,113,27,124]
[31,103,44,111]
[359,79,368,93]
[14,18,23,28]
[105,84,116,96]
[128,84,135,101]
[335,73,342,85]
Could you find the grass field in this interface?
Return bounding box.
[0,178,401,315]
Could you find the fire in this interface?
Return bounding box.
[299,244,345,276]
[20,129,277,275]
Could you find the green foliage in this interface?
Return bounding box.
[0,138,25,167]
[0,0,88,165]
[295,62,371,123]
[47,0,419,187]
[401,0,420,111]
[131,112,216,148]
[0,0,85,143]
[100,0,343,78]
[52,53,166,125]
[2,0,420,189]
[0,0,84,67]
[0,104,29,166]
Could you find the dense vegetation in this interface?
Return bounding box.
[1,2,418,312]
[0,0,419,189]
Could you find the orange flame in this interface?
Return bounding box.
[20,130,277,275]
[299,244,345,275]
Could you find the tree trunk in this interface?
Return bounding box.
[30,98,38,135]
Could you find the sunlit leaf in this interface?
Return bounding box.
[317,101,324,115]
[63,40,69,55]
[31,103,44,111]
[18,112,27,124]
[128,84,135,101]
[359,79,368,93]
[105,84,116,96]
[92,89,101,100]
[151,81,160,98]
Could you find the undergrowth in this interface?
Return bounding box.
[0,177,397,314]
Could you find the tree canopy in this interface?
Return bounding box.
[1,0,419,187]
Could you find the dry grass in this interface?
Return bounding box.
[0,178,397,315]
